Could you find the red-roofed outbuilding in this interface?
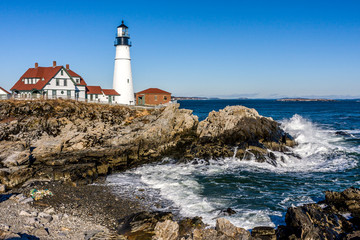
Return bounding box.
[136,88,171,105]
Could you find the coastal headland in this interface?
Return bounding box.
[0,100,359,239]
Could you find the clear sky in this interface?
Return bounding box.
[1,0,359,98]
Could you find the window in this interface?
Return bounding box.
[113,96,115,101]
[56,79,59,86]
[95,94,98,98]
[90,94,93,101]
[52,90,57,98]
[154,95,158,101]
[64,79,67,86]
[77,79,80,84]
[61,91,64,94]
[164,96,167,100]
[67,90,71,98]
[127,79,129,83]
[61,70,63,76]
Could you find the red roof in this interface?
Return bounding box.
[11,66,63,91]
[0,87,10,94]
[137,88,171,94]
[67,69,87,86]
[87,86,103,94]
[102,89,120,96]
[10,65,87,91]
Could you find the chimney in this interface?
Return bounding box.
[35,62,38,68]
[66,64,69,70]
[53,61,56,68]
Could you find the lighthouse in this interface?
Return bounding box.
[113,21,135,105]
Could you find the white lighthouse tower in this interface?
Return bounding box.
[113,21,135,105]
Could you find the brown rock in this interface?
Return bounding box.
[153,220,179,240]
[251,226,276,240]
[215,218,250,239]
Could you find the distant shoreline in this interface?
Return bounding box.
[276,98,337,102]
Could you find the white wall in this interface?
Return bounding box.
[44,68,76,99]
[76,85,86,100]
[113,45,135,105]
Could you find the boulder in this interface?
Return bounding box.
[178,217,205,239]
[153,220,179,240]
[215,218,250,239]
[117,211,173,239]
[251,226,276,240]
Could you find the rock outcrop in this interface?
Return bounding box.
[279,187,360,239]
[0,100,294,188]
[186,106,294,161]
[120,214,251,240]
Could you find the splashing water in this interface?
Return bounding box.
[107,102,360,230]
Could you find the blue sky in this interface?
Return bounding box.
[1,0,359,98]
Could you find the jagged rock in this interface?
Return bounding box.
[251,226,276,240]
[178,217,205,238]
[192,228,218,240]
[152,219,179,240]
[117,211,173,239]
[215,218,250,239]
[325,187,360,215]
[218,208,236,216]
[188,105,295,161]
[284,188,359,240]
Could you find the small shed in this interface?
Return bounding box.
[0,87,10,100]
[136,88,171,105]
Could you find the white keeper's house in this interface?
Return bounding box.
[10,61,120,104]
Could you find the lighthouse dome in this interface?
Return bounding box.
[117,20,128,29]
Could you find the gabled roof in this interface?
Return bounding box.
[87,86,103,94]
[11,66,63,91]
[102,89,120,96]
[11,65,87,91]
[137,88,171,95]
[67,69,87,86]
[0,87,10,94]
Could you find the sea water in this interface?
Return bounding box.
[106,100,360,229]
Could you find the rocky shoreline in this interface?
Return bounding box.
[0,100,358,239]
[0,99,294,189]
[1,183,359,239]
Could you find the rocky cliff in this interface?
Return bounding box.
[0,100,294,189]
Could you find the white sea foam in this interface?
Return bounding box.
[107,114,359,229]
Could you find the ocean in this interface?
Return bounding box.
[106,99,360,229]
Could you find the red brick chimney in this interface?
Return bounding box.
[66,64,69,70]
[35,62,38,68]
[53,61,56,68]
